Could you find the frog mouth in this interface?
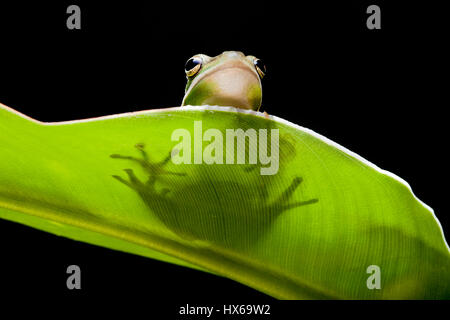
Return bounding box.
[195,59,260,85]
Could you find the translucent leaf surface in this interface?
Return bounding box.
[0,103,448,299]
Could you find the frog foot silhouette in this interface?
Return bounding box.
[268,177,318,211]
[110,143,186,191]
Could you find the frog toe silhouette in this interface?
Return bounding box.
[269,176,318,212]
[110,143,186,183]
[112,168,146,191]
[110,143,187,199]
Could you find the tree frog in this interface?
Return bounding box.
[181,51,266,111]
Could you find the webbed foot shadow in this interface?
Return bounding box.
[267,177,318,212]
[110,143,186,193]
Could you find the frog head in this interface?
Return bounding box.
[182,51,265,111]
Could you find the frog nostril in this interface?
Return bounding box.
[224,51,245,58]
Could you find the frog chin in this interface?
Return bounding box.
[201,68,262,110]
[203,96,254,110]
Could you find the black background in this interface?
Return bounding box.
[0,0,449,311]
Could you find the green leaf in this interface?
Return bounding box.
[0,103,449,299]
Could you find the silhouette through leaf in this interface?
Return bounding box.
[111,143,318,248]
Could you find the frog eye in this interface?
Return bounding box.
[185,56,203,77]
[253,59,266,79]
